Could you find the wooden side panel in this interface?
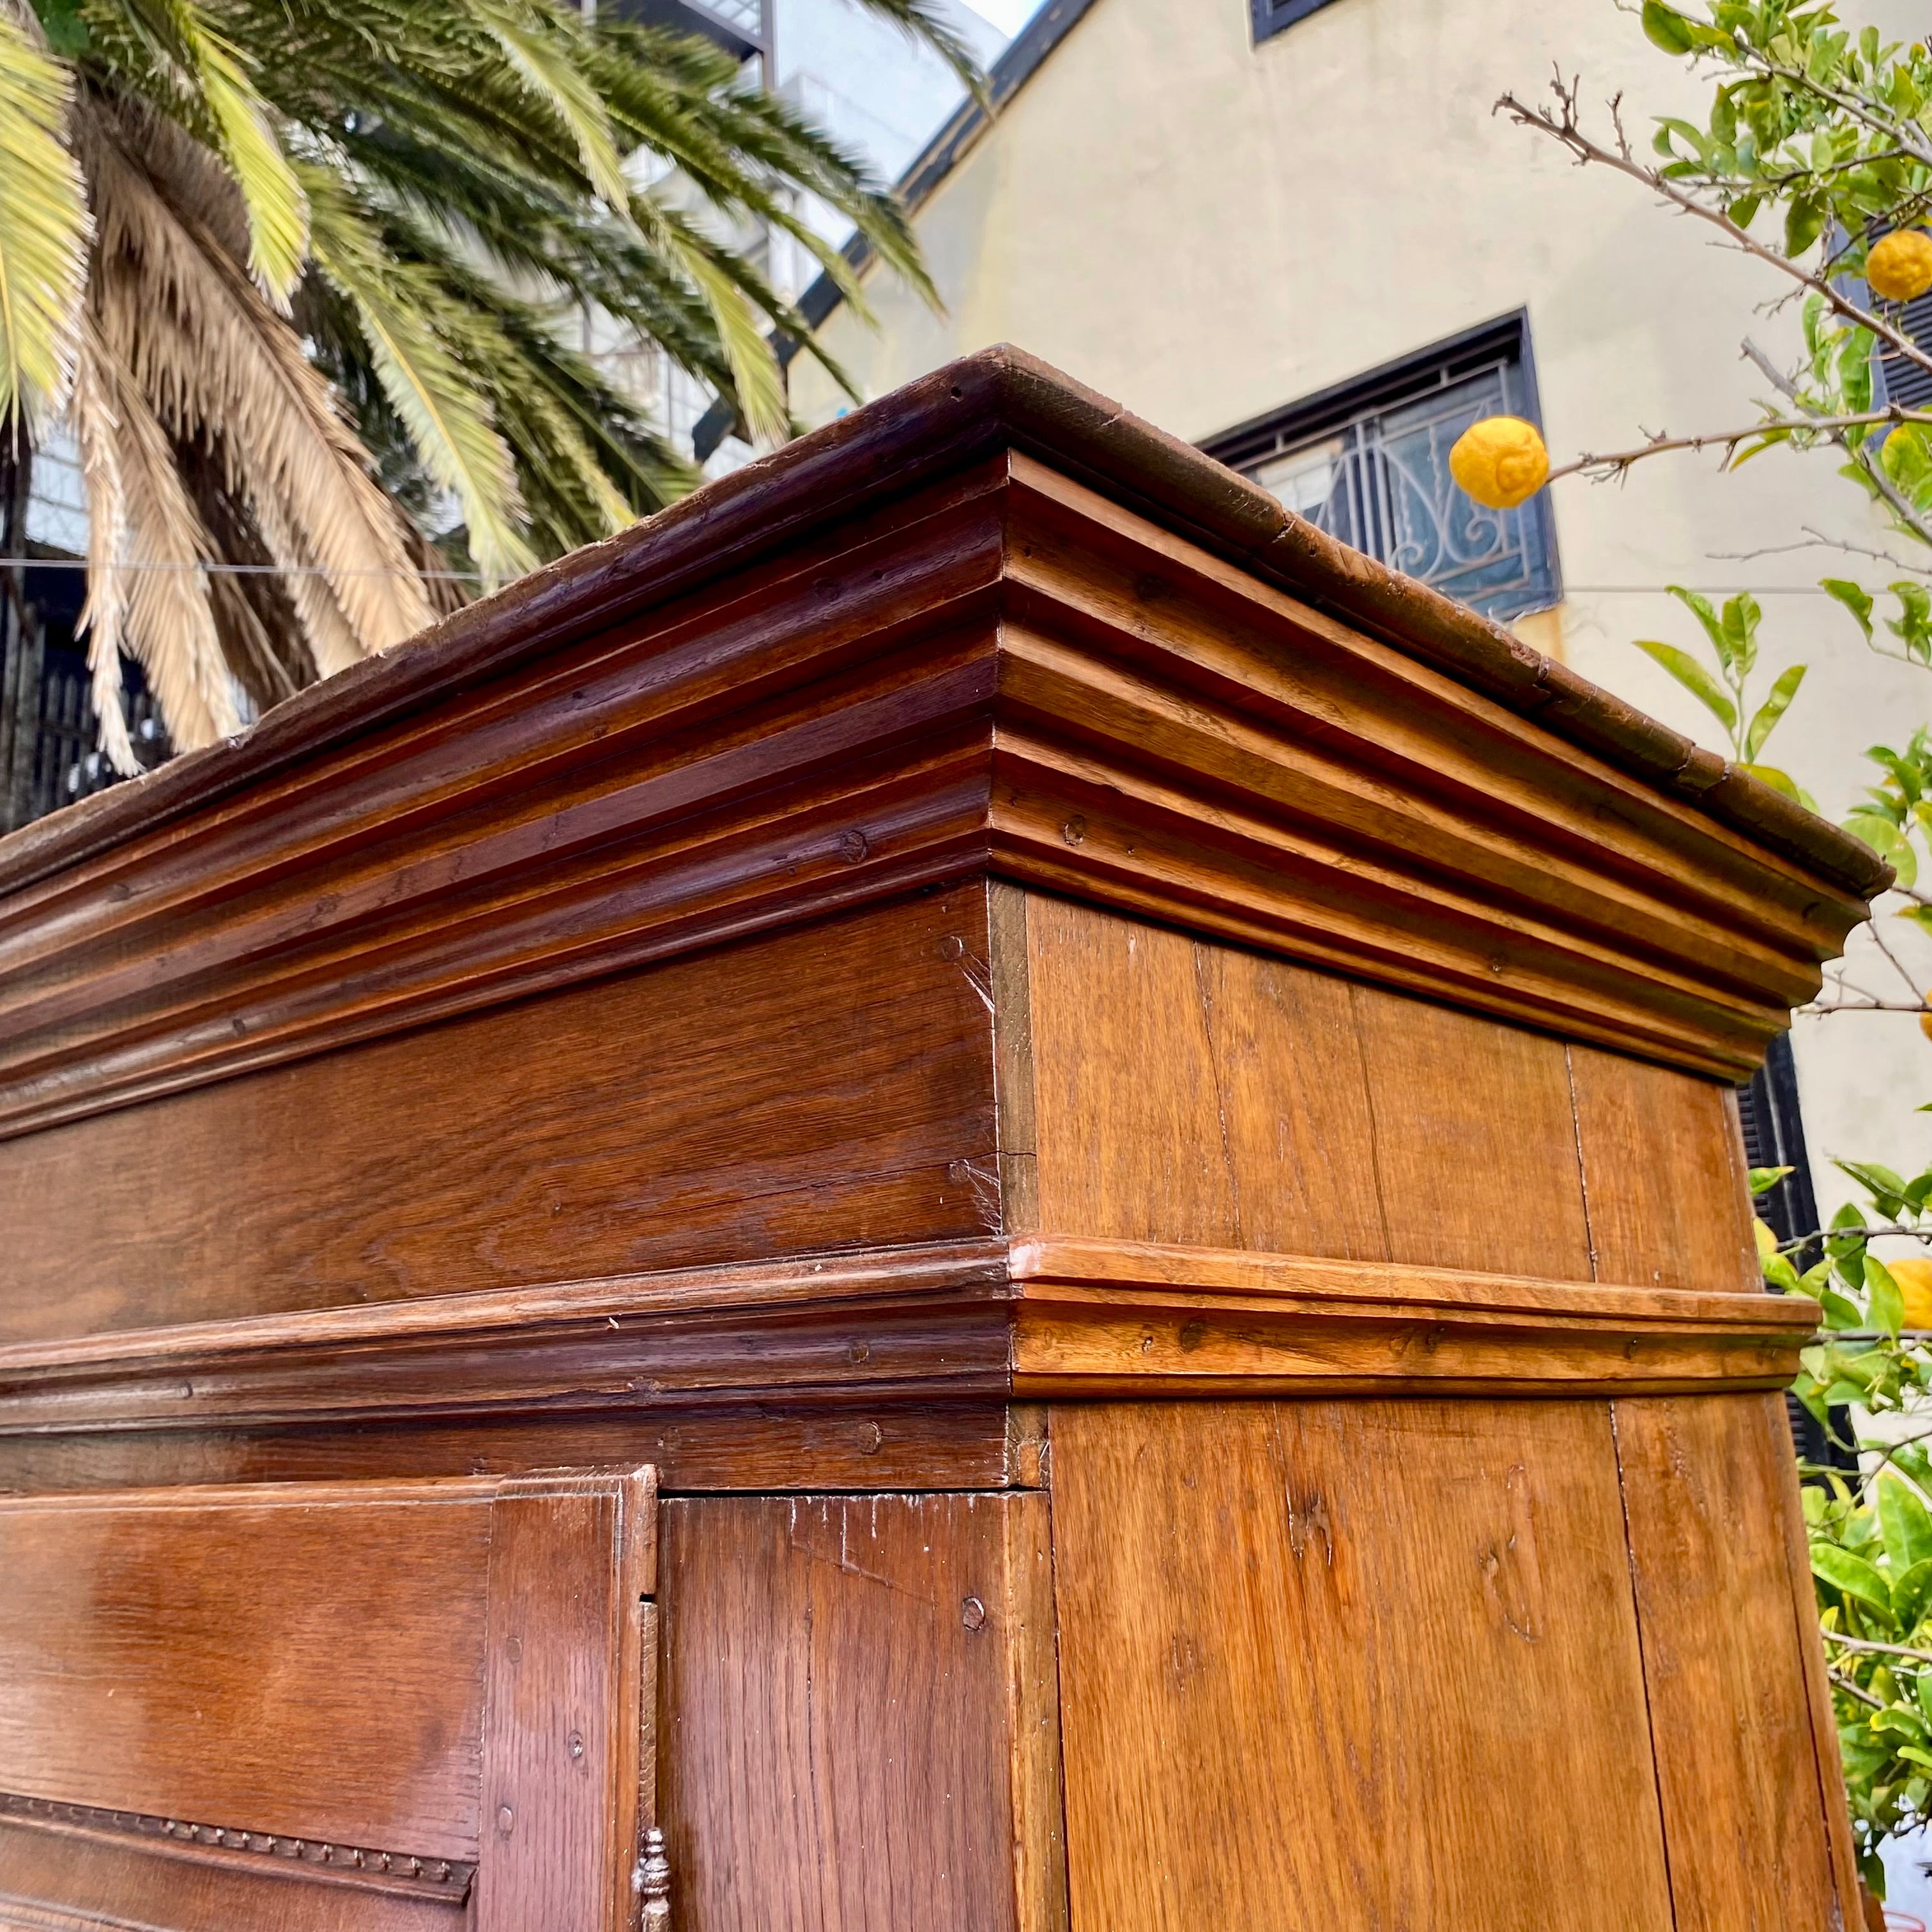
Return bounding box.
[660,1491,1062,1932]
[1020,893,1599,1281]
[1047,1398,1675,1932]
[0,1485,494,1857]
[1613,1393,1855,1932]
[0,887,996,1343]
[1570,1045,1758,1292]
[1352,980,1593,1280]
[1022,894,1385,1255]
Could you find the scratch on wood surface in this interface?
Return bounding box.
[785,1496,949,1610]
[944,933,996,1016]
[1190,945,1243,1246]
[1478,1463,1545,1644]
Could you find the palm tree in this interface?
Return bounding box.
[0,0,971,769]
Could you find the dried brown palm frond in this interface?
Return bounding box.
[66,313,134,774]
[75,311,238,751]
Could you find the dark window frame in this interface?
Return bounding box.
[1736,1034,1855,1475]
[1251,0,1344,43]
[1199,311,1563,623]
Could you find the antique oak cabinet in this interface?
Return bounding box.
[0,349,1886,1932]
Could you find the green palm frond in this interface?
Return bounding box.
[0,4,89,431]
[103,0,307,298]
[303,166,534,583]
[34,0,978,763]
[461,0,630,212]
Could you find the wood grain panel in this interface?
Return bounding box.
[0,1400,1023,1497]
[0,1481,494,1859]
[0,887,997,1344]
[1048,1399,1673,1932]
[1023,894,1385,1257]
[660,1491,1060,1932]
[1613,1393,1853,1932]
[1353,979,1594,1280]
[476,1475,655,1932]
[1569,1046,1757,1292]
[1021,894,1595,1283]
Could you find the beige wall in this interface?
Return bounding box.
[795,0,1932,1207]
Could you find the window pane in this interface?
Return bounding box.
[1250,433,1363,551]
[1223,330,1561,624]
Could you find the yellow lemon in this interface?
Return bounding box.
[1448,416,1549,511]
[1867,229,1932,302]
[1920,992,1932,1045]
[1890,1255,1932,1329]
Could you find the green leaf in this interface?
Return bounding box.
[1882,1475,1932,1575]
[0,8,88,431]
[1786,195,1827,257]
[1721,592,1763,675]
[1846,811,1918,888]
[468,0,631,213]
[1729,189,1762,229]
[1751,1166,1794,1196]
[1822,1289,1868,1330]
[1738,763,1813,810]
[1814,1542,1897,1614]
[1870,1256,1907,1338]
[1871,742,1921,800]
[1643,0,1698,52]
[1842,1161,1915,1218]
[1634,638,1738,731]
[1896,1556,1932,1632]
[1745,663,1806,760]
[1667,584,1734,664]
[1824,578,1876,641]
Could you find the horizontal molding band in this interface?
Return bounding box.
[1009,1237,1809,1395]
[0,1792,473,1903]
[0,1238,1814,1434]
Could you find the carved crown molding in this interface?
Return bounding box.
[0,351,1877,1135]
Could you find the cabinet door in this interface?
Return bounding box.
[0,1470,659,1932]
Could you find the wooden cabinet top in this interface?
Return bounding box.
[0,346,1883,1141]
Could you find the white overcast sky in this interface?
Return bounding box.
[970,0,1041,32]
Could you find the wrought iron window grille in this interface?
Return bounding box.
[1198,312,1563,623]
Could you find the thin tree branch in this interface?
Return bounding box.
[1865,913,1928,998]
[1545,406,1932,482]
[1830,1668,1890,1710]
[1775,1227,1932,1252]
[1496,75,1932,382]
[1823,1631,1932,1666]
[1710,525,1932,574]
